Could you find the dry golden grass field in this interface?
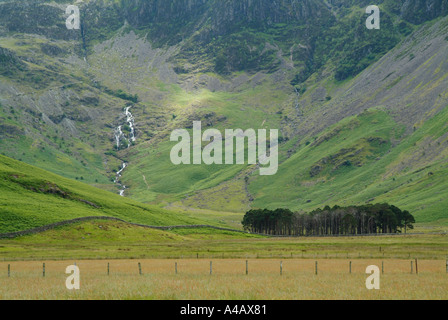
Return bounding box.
[0,259,446,300]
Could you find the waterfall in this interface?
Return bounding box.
[114,107,136,150]
[114,162,128,197]
[114,126,124,150]
[114,162,127,184]
[117,162,127,176]
[125,106,136,147]
[119,186,126,197]
[113,105,137,197]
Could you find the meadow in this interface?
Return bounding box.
[0,220,447,261]
[0,259,446,300]
[0,220,446,300]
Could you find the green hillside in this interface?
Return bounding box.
[0,219,264,260]
[250,106,448,225]
[0,154,207,233]
[0,0,447,227]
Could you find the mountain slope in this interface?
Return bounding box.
[0,0,447,226]
[246,14,448,225]
[0,154,205,233]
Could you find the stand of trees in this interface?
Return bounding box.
[242,204,415,236]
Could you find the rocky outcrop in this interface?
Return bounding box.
[400,0,448,24]
[0,1,81,41]
[0,46,26,75]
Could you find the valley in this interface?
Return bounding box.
[1,1,447,227]
[0,0,447,286]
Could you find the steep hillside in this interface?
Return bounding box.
[248,14,448,225]
[0,154,205,233]
[0,0,447,225]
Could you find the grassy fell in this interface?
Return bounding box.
[0,155,207,233]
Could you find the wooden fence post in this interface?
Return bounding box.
[107,263,110,276]
[7,264,10,278]
[175,262,178,275]
[43,263,45,278]
[415,259,418,275]
[315,261,318,275]
[210,261,212,275]
[280,261,283,276]
[349,261,352,274]
[382,261,384,274]
[246,260,248,275]
[138,262,142,275]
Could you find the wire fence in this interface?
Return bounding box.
[1,258,447,277]
[1,250,447,262]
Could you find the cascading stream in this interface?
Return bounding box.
[125,106,136,147]
[114,162,127,184]
[114,125,124,150]
[113,106,136,197]
[114,162,127,196]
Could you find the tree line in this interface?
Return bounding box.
[242,204,415,236]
